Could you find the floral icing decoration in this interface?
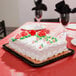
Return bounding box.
[11,38,17,42]
[15,34,21,39]
[11,29,58,44]
[29,30,36,36]
[41,44,43,47]
[21,31,29,36]
[38,30,46,37]
[52,37,55,39]
[55,38,58,42]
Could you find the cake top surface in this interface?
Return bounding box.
[20,22,66,37]
[10,30,58,51]
[20,23,46,30]
[9,22,66,51]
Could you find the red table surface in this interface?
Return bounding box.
[0,22,76,76]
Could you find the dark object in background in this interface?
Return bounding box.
[60,13,69,26]
[0,20,7,39]
[55,0,76,26]
[32,0,47,11]
[40,18,59,22]
[34,18,59,22]
[55,0,76,14]
[71,8,76,13]
[55,0,71,14]
[32,0,47,22]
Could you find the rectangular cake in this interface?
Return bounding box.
[8,22,67,61]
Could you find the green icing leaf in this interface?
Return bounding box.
[36,34,40,38]
[11,38,17,42]
[20,36,25,40]
[52,37,55,39]
[39,37,42,39]
[47,36,51,38]
[24,34,31,38]
[55,38,58,42]
[42,36,46,38]
[20,34,31,40]
[45,38,48,41]
[41,44,43,47]
[49,40,53,43]
[28,34,31,37]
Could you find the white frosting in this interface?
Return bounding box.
[71,39,76,46]
[21,23,46,30]
[9,22,67,61]
[9,33,67,61]
[66,24,76,29]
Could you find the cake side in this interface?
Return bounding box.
[9,39,67,61]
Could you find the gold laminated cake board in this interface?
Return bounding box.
[3,43,75,67]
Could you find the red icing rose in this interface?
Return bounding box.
[21,31,28,36]
[29,30,36,36]
[38,30,46,37]
[15,34,21,39]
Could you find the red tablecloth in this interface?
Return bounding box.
[0,22,76,76]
